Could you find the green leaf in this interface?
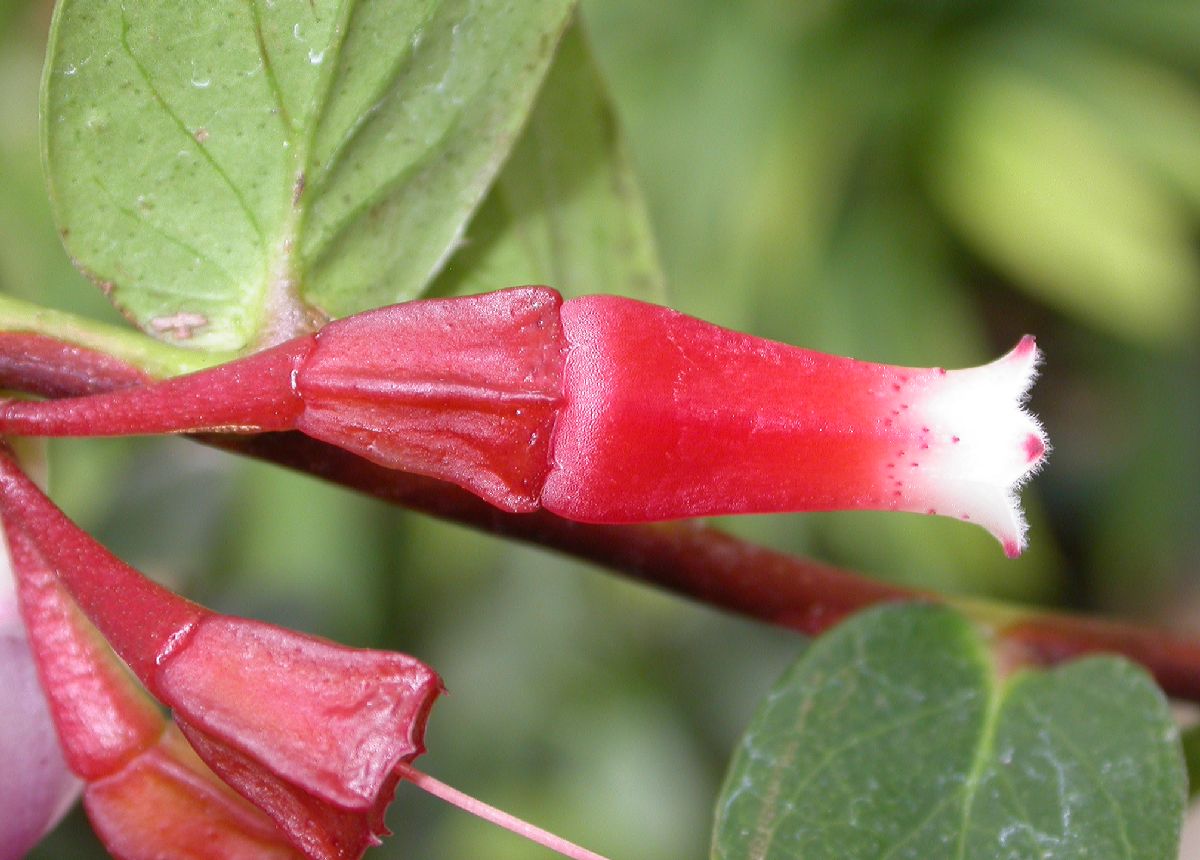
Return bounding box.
[429,21,666,302]
[42,0,575,352]
[712,604,1185,860]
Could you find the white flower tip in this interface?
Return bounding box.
[906,336,1049,558]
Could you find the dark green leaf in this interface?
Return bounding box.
[43,0,575,351]
[713,604,1185,860]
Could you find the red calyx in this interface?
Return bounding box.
[296,286,564,512]
[163,618,442,859]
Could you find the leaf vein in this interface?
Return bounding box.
[758,691,976,860]
[307,1,442,192]
[94,178,239,294]
[117,2,266,243]
[1020,699,1136,858]
[304,107,464,268]
[298,0,358,177]
[248,0,294,135]
[953,666,1004,860]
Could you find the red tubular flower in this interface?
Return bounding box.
[3,522,303,859]
[0,447,443,860]
[0,287,1048,554]
[542,296,1047,557]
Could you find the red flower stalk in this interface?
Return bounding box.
[3,522,303,859]
[0,287,1047,554]
[0,446,443,860]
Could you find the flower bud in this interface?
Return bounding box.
[3,521,302,859]
[0,448,442,859]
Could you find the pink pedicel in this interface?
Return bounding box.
[0,287,1048,554]
[0,448,442,860]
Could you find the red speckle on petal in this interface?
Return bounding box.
[951,436,961,444]
[1003,539,1020,558]
[1024,433,1046,463]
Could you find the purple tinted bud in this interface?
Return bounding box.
[0,540,79,859]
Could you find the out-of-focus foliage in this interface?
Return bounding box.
[0,0,1196,856]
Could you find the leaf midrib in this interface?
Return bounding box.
[953,659,1006,860]
[249,0,360,345]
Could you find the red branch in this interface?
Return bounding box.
[3,332,1200,701]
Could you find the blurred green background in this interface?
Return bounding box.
[3,0,1198,856]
